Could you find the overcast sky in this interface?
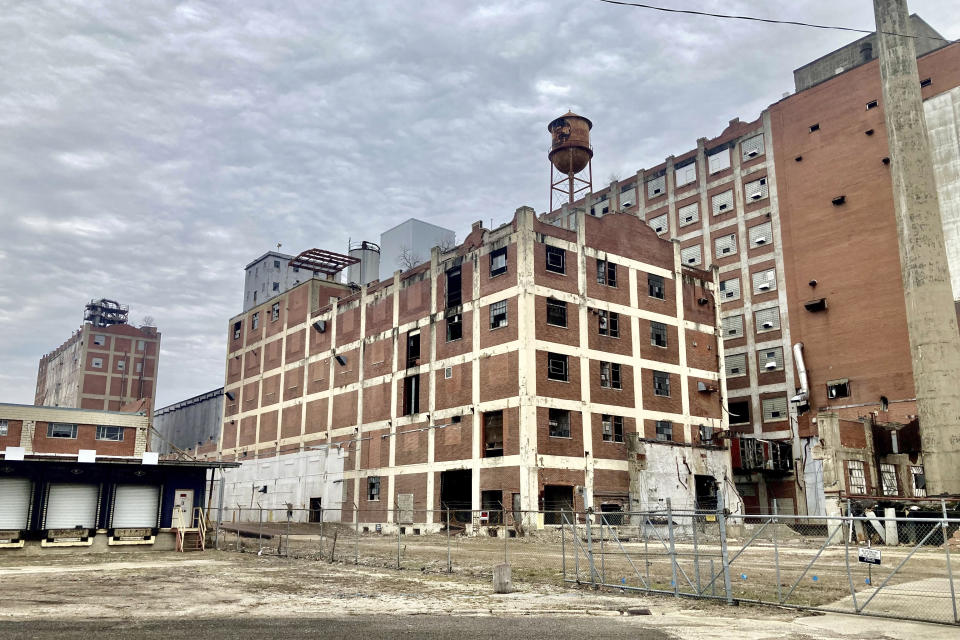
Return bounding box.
[1,1,958,409]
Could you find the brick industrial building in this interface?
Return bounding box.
[217,207,732,527]
[35,299,161,412]
[543,17,960,515]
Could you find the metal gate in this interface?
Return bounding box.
[561,495,960,625]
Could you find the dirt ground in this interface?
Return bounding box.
[0,547,956,640]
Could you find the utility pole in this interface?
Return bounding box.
[874,0,960,494]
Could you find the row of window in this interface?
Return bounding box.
[90,358,145,373]
[716,269,777,302]
[650,179,768,240]
[849,460,926,498]
[643,135,765,201]
[725,347,785,377]
[721,307,781,338]
[727,397,788,424]
[92,335,148,350]
[545,352,671,396]
[45,423,125,441]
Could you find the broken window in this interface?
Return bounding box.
[598,310,619,338]
[252,312,260,330]
[490,247,507,277]
[483,410,503,458]
[911,466,926,497]
[655,420,673,442]
[367,476,381,501]
[406,330,420,368]
[602,414,624,443]
[548,408,570,438]
[650,321,667,347]
[403,375,420,415]
[545,245,565,274]
[827,379,849,400]
[600,362,621,389]
[653,371,670,397]
[596,259,617,287]
[847,460,867,495]
[233,321,241,340]
[271,302,280,321]
[648,274,665,299]
[546,298,567,327]
[446,266,462,308]
[490,300,508,329]
[446,312,462,342]
[880,463,898,496]
[728,400,750,425]
[547,352,568,382]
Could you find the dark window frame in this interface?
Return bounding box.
[545,246,566,274]
[548,408,571,438]
[490,300,508,329]
[597,259,617,287]
[489,247,508,277]
[653,370,671,397]
[96,425,124,441]
[367,476,381,501]
[598,310,619,338]
[650,321,668,347]
[656,420,673,442]
[547,352,569,382]
[446,313,462,342]
[602,414,624,443]
[600,361,622,390]
[546,298,567,327]
[648,274,665,299]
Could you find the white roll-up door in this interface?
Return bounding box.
[112,485,160,528]
[0,478,32,529]
[45,483,99,529]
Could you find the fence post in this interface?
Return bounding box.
[446,508,452,573]
[396,502,402,570]
[586,508,597,588]
[354,502,359,565]
[667,498,678,597]
[561,511,567,581]
[691,504,701,595]
[772,499,782,604]
[716,491,733,605]
[600,514,606,585]
[319,506,324,558]
[258,504,264,554]
[942,499,959,624]
[844,499,859,613]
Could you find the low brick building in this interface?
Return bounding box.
[217,206,732,528]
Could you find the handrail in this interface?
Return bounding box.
[174,506,186,552]
[194,507,206,551]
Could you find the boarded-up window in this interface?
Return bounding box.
[741,134,764,160]
[721,315,744,339]
[758,347,784,372]
[714,233,737,258]
[725,353,747,377]
[675,162,696,187]
[847,460,867,494]
[590,197,610,216]
[880,463,898,496]
[749,221,773,248]
[680,244,702,266]
[755,307,780,331]
[649,213,668,235]
[752,269,777,294]
[647,174,666,198]
[711,190,734,215]
[762,397,788,422]
[745,177,769,201]
[678,202,699,227]
[619,186,636,208]
[708,148,731,173]
[719,277,741,301]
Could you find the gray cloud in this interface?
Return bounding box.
[1,1,957,407]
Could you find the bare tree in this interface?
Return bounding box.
[141,315,155,327]
[435,236,457,253]
[397,245,424,270]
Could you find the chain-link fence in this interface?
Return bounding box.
[562,496,960,626]
[201,499,960,625]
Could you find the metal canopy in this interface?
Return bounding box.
[288,248,359,277]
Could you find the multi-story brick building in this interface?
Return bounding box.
[543,27,960,515]
[217,207,732,527]
[35,300,161,412]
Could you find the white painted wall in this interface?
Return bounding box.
[221,447,346,523]
[925,86,960,300]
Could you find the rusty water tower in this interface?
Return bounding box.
[548,111,593,211]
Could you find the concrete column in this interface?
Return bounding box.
[875,0,960,494]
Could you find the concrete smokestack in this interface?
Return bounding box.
[874,0,960,494]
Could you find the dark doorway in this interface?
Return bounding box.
[406,331,420,368]
[440,469,472,524]
[309,498,322,523]
[543,485,574,525]
[694,475,718,512]
[481,490,503,525]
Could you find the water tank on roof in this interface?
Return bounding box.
[348,241,381,286]
[548,112,593,175]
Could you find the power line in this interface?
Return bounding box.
[597,0,954,43]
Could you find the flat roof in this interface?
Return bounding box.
[0,452,239,469]
[244,250,294,271]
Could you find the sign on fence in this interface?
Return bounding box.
[858,547,882,565]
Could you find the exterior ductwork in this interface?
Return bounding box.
[792,342,809,403]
